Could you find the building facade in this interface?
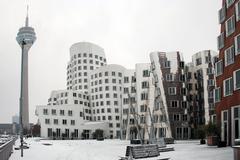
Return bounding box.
[37,41,220,140]
[215,0,240,145]
[150,51,190,140]
[186,50,218,138]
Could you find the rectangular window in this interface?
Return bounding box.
[218,6,226,23]
[224,77,233,97]
[235,34,240,55]
[62,119,67,125]
[225,16,235,37]
[170,100,178,108]
[214,87,221,103]
[196,58,202,65]
[54,119,58,125]
[141,81,149,89]
[51,109,56,115]
[168,87,176,95]
[141,93,148,100]
[207,79,214,86]
[236,1,240,21]
[60,110,64,116]
[166,74,173,81]
[43,109,48,115]
[234,69,240,90]
[71,120,75,125]
[215,60,223,76]
[164,61,170,68]
[143,70,150,77]
[217,33,224,50]
[224,46,235,66]
[45,119,50,124]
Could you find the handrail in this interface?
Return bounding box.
[0,138,16,160]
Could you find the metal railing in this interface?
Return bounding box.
[0,138,16,160]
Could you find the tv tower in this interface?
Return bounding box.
[16,6,36,157]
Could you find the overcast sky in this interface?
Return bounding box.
[0,0,221,123]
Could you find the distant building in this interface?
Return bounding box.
[215,0,240,146]
[0,123,19,135]
[12,115,19,124]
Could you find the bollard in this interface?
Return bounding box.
[233,139,240,160]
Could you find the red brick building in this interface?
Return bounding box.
[215,0,240,146]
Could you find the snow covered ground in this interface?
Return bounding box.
[10,138,233,160]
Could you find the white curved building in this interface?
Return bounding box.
[67,42,107,93]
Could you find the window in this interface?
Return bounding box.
[215,60,223,76]
[43,109,48,115]
[168,87,176,95]
[143,70,150,77]
[141,81,149,89]
[71,120,75,125]
[53,119,58,125]
[224,46,235,66]
[207,68,213,75]
[173,114,180,121]
[112,72,115,76]
[170,100,178,108]
[45,119,50,124]
[196,58,202,65]
[51,109,56,115]
[68,110,73,116]
[218,6,226,23]
[234,69,240,90]
[124,77,129,83]
[124,88,129,93]
[226,0,235,8]
[60,110,64,115]
[217,33,224,50]
[166,74,173,81]
[214,87,221,103]
[207,79,214,86]
[224,77,233,96]
[141,93,148,100]
[140,105,147,112]
[225,16,235,36]
[164,61,170,68]
[62,119,67,125]
[235,34,240,55]
[236,1,240,21]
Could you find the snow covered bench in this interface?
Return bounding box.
[125,144,160,159]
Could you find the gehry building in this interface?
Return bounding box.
[36,41,217,140]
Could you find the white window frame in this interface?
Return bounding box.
[236,1,240,21]
[214,87,221,103]
[166,74,173,81]
[215,60,223,76]
[168,87,176,95]
[235,34,240,55]
[224,46,235,66]
[225,16,235,37]
[234,69,240,90]
[217,33,225,50]
[223,77,233,97]
[226,0,235,8]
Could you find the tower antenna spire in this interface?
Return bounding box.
[25,5,29,27]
